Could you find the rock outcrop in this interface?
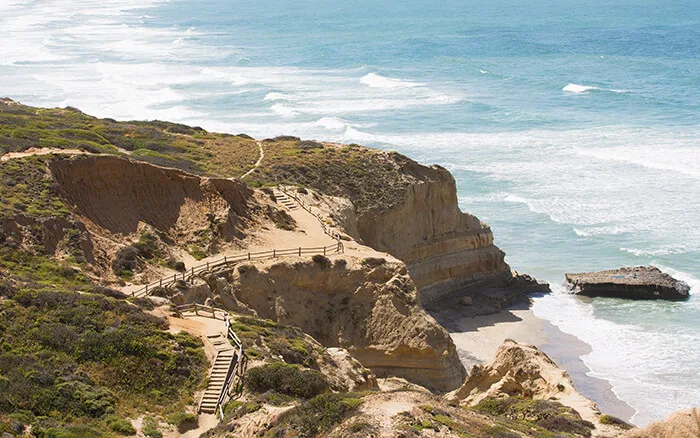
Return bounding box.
[566,266,690,300]
[623,408,700,438]
[448,340,630,437]
[171,255,467,392]
[448,339,579,406]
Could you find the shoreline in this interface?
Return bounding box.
[430,300,636,423]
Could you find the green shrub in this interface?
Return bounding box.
[0,289,206,426]
[599,414,633,430]
[246,362,328,399]
[166,411,198,433]
[106,416,136,435]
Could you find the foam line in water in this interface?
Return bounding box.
[360,72,424,88]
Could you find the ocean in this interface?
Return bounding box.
[1,0,698,426]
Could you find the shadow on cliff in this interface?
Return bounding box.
[427,298,531,333]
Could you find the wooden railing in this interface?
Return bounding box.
[174,303,225,319]
[131,241,344,298]
[218,323,245,418]
[178,304,247,418]
[277,185,341,241]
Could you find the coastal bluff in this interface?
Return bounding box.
[245,140,550,309]
[566,266,690,300]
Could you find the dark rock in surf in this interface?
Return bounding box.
[566,266,690,301]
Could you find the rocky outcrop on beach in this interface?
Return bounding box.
[448,339,632,437]
[171,255,467,392]
[566,266,690,300]
[623,408,700,438]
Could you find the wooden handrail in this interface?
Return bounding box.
[277,185,342,241]
[132,242,343,298]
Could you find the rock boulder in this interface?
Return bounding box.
[566,266,690,300]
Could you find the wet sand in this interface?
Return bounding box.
[429,300,637,423]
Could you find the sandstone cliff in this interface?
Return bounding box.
[354,161,513,305]
[170,255,466,392]
[250,143,548,308]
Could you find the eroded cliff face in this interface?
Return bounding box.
[171,256,467,392]
[49,155,254,241]
[354,163,512,305]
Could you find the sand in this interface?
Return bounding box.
[433,300,637,423]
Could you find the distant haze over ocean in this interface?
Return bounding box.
[1,0,698,426]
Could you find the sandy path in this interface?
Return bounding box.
[0,147,85,161]
[240,141,264,179]
[176,192,337,270]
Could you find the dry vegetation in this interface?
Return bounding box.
[0,99,259,178]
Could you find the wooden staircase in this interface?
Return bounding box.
[199,334,237,414]
[273,188,298,210]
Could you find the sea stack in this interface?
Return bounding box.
[566,266,690,300]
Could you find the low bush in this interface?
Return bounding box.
[112,245,140,276]
[599,414,633,429]
[166,411,198,433]
[0,289,206,427]
[361,257,386,268]
[246,362,328,399]
[91,286,127,299]
[312,254,331,269]
[106,416,136,435]
[297,140,323,150]
[475,397,595,437]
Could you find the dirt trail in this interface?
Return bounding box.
[239,141,264,179]
[175,190,338,269]
[0,147,85,161]
[1,146,134,162]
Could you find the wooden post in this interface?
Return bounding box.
[248,252,251,261]
[224,256,227,263]
[323,246,326,256]
[299,247,302,256]
[159,279,162,287]
[273,249,276,258]
[194,304,198,316]
[145,285,148,295]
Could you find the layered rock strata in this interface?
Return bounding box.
[351,161,547,306]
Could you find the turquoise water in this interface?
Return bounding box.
[1,0,698,426]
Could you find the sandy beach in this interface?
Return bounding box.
[429,300,637,423]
